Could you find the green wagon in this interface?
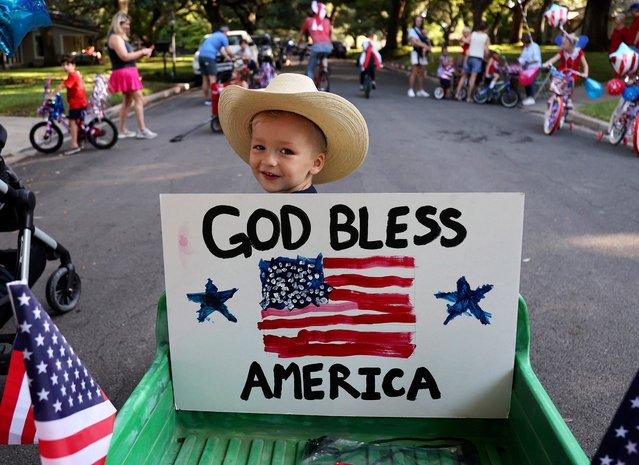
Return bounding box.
[105,295,589,465]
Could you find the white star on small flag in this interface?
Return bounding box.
[0,281,117,464]
[592,370,639,465]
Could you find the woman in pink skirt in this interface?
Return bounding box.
[107,11,157,139]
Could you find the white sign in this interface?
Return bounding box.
[160,193,524,418]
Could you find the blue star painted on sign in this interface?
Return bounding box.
[187,278,238,323]
[435,276,493,325]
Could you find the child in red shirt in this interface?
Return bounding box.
[51,55,88,155]
[543,34,589,107]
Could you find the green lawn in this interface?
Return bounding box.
[0,56,195,116]
[578,99,619,122]
[382,44,613,85]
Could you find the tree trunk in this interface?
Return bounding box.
[384,0,406,51]
[203,1,224,31]
[582,0,612,51]
[472,0,493,29]
[42,28,57,66]
[488,11,502,43]
[509,0,530,43]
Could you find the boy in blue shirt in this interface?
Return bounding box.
[218,73,368,193]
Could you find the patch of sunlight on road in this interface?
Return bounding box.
[566,233,639,258]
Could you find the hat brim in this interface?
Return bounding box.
[219,84,369,184]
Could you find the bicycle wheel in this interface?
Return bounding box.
[364,74,371,99]
[433,87,445,100]
[608,99,629,145]
[500,88,520,108]
[210,116,223,133]
[318,70,330,92]
[87,118,118,149]
[473,86,489,104]
[544,95,564,135]
[29,122,63,153]
[457,87,467,102]
[632,117,639,156]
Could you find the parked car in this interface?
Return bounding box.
[192,30,258,76]
[252,33,274,64]
[331,41,348,59]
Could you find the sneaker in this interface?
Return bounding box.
[566,99,574,110]
[204,100,212,105]
[408,89,416,97]
[136,128,158,139]
[522,97,536,106]
[359,85,364,91]
[118,129,136,139]
[416,90,430,98]
[63,146,82,156]
[372,81,376,90]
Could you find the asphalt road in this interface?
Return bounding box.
[1,61,638,463]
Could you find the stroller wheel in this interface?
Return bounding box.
[46,267,81,314]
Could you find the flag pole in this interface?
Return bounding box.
[517,0,533,42]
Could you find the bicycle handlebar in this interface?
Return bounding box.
[543,64,586,79]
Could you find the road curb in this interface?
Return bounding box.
[4,82,191,160]
[522,106,608,133]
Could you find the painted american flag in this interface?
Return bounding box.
[257,254,416,358]
[0,282,116,464]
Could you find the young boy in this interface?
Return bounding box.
[218,73,368,193]
[50,55,88,156]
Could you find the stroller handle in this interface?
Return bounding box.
[0,178,34,211]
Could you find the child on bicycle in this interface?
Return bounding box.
[437,45,455,98]
[218,73,368,193]
[484,50,502,89]
[359,34,382,91]
[542,34,589,108]
[50,54,88,156]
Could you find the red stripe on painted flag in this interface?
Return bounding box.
[264,342,416,358]
[328,288,411,307]
[325,274,414,288]
[258,312,416,330]
[323,256,415,269]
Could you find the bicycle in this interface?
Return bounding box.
[542,66,585,136]
[472,62,520,108]
[606,76,639,155]
[361,61,376,99]
[29,78,118,154]
[315,52,330,92]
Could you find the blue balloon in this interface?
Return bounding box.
[554,35,563,47]
[577,35,589,49]
[623,85,639,102]
[0,0,52,57]
[585,78,603,99]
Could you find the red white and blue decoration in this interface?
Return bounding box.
[610,43,639,77]
[0,281,116,464]
[543,4,569,29]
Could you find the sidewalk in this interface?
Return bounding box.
[0,82,191,160]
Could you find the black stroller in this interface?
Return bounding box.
[0,124,81,374]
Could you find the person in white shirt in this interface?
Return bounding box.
[518,34,542,105]
[456,21,490,102]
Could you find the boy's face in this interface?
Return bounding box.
[249,112,325,193]
[62,62,75,73]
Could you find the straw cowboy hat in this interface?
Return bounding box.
[218,73,369,184]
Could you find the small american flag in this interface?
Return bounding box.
[591,370,639,465]
[258,255,416,358]
[0,282,116,464]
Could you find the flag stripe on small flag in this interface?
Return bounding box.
[38,410,116,458]
[39,434,113,465]
[259,255,416,358]
[0,346,36,444]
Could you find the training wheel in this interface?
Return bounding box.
[624,136,629,145]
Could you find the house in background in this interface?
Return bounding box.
[1,12,100,68]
